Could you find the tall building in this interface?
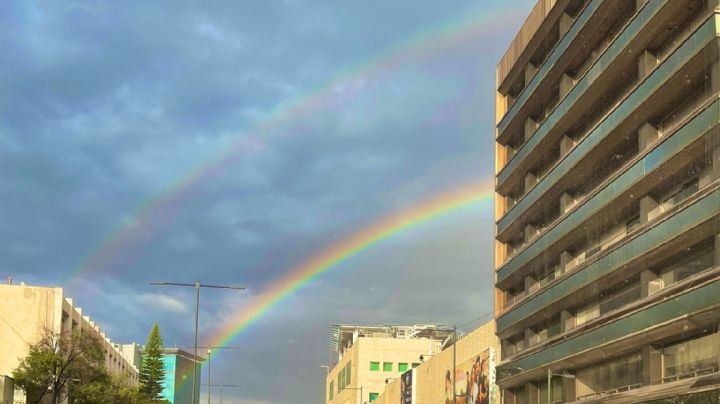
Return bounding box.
[0,283,139,402]
[325,324,456,404]
[494,0,720,402]
[371,320,499,404]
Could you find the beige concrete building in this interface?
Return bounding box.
[0,283,139,402]
[372,320,499,404]
[325,324,456,404]
[494,0,720,402]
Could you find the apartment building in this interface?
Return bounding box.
[325,324,456,404]
[371,320,499,404]
[494,0,720,402]
[0,283,140,396]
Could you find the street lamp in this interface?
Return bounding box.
[547,368,575,404]
[321,365,330,375]
[204,384,241,404]
[179,345,241,404]
[150,281,245,404]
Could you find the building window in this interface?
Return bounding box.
[663,330,720,380]
[537,377,563,404]
[329,381,334,401]
[398,363,408,373]
[369,392,379,401]
[383,362,393,372]
[370,362,380,371]
[502,333,525,357]
[576,352,642,398]
[653,238,715,292]
[412,363,420,368]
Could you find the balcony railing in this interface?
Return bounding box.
[575,383,643,401]
[497,13,715,236]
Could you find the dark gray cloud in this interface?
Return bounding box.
[1,0,534,402]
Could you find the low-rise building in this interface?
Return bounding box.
[0,283,139,403]
[325,324,457,404]
[373,320,499,404]
[136,347,203,404]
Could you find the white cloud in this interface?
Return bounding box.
[136,293,188,314]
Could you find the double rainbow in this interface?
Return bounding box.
[207,180,494,347]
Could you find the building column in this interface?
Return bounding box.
[560,192,576,214]
[525,117,538,142]
[561,309,575,332]
[527,382,540,404]
[560,250,576,271]
[525,63,538,87]
[525,172,538,193]
[640,269,662,297]
[563,375,577,402]
[525,326,537,348]
[559,73,575,99]
[641,345,663,386]
[639,195,658,224]
[638,122,660,152]
[525,223,538,243]
[560,134,575,157]
[559,12,575,37]
[638,50,658,79]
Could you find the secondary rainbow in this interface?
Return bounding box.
[207,180,494,348]
[70,2,520,280]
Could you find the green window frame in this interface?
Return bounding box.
[370,361,380,371]
[369,392,379,401]
[383,362,393,372]
[398,362,408,372]
[329,381,334,400]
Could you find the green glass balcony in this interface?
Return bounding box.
[498,97,720,284]
[497,0,666,183]
[497,16,719,276]
[497,0,605,134]
[498,278,720,378]
[497,188,720,333]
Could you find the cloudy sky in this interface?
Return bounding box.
[1,1,534,402]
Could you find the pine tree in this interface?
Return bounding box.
[140,322,165,401]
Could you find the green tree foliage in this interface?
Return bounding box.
[139,322,166,401]
[12,328,138,404]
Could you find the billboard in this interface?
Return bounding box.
[400,368,415,404]
[445,348,495,404]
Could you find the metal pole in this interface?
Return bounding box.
[193,281,200,404]
[220,385,223,404]
[452,325,457,404]
[207,349,212,404]
[547,368,551,404]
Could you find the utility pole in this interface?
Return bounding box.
[204,384,240,404]
[151,281,244,404]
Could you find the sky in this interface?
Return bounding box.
[1,1,534,402]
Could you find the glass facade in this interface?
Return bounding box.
[495,1,720,402]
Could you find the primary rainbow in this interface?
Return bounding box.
[207,180,494,348]
[70,2,520,280]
